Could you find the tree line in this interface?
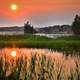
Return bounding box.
[24,14,80,35]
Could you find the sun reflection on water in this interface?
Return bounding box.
[11,50,16,57]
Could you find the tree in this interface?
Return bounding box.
[24,21,37,34]
[72,14,80,35]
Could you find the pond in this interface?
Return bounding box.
[34,33,72,38]
[0,48,80,80]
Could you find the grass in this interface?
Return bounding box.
[0,34,80,54]
[0,48,80,80]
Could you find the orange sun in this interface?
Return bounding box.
[10,4,18,11]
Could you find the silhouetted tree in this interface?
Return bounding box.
[24,21,37,34]
[72,14,80,35]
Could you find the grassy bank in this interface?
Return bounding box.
[0,35,80,53]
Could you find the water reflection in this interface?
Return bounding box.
[0,48,80,80]
[34,33,72,38]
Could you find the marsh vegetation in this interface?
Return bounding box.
[0,48,80,80]
[0,35,80,54]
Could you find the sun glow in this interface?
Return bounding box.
[10,4,18,11]
[11,50,16,57]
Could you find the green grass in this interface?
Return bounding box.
[0,34,80,53]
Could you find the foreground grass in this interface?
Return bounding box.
[0,35,80,53]
[0,48,80,80]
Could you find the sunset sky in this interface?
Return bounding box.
[0,0,80,27]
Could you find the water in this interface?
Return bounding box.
[0,31,24,35]
[34,33,72,38]
[0,31,72,38]
[0,48,80,80]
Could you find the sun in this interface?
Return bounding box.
[10,4,18,11]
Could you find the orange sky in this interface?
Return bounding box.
[0,0,80,27]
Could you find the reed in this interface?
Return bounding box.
[0,48,80,80]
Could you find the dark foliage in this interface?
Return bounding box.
[24,21,37,34]
[72,14,80,35]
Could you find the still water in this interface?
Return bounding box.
[34,33,72,38]
[0,48,80,80]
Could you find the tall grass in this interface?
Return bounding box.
[0,48,80,80]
